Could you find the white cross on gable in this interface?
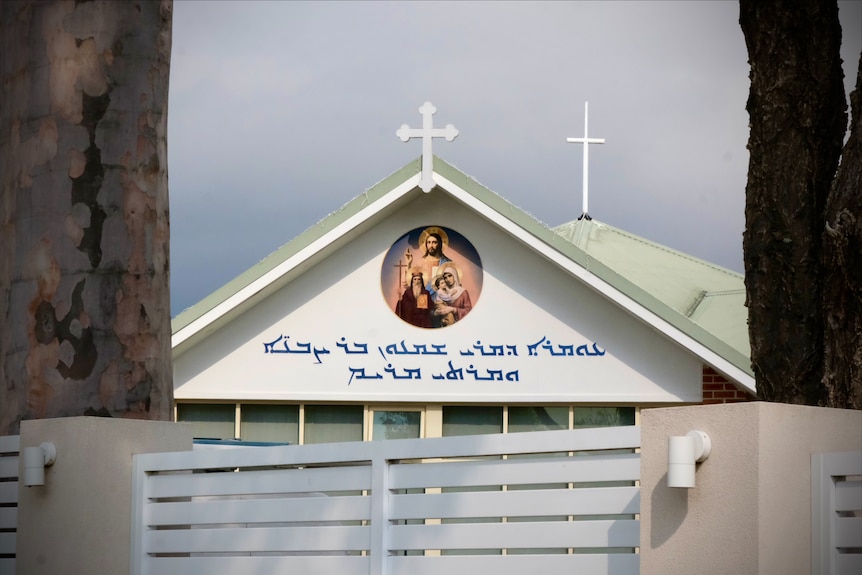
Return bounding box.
[397,102,459,193]
[567,101,605,219]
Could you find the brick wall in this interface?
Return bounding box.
[702,366,755,404]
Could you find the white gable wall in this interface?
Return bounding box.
[175,191,702,404]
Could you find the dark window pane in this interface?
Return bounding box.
[508,406,568,433]
[304,405,363,444]
[442,406,503,436]
[241,404,299,444]
[574,407,635,428]
[372,411,421,440]
[177,403,235,440]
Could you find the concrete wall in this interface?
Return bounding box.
[16,417,193,575]
[641,402,862,575]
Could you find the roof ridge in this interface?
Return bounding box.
[703,288,747,296]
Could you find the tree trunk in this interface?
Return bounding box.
[740,0,847,405]
[741,0,862,409]
[0,0,173,434]
[822,55,862,409]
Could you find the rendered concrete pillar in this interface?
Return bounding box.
[640,402,862,575]
[16,417,193,574]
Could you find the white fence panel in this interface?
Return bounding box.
[812,451,862,575]
[131,426,641,575]
[0,435,20,575]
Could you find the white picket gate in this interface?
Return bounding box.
[0,435,19,575]
[131,426,641,575]
[812,451,862,575]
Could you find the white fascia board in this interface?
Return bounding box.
[434,172,756,395]
[174,389,703,403]
[172,174,422,350]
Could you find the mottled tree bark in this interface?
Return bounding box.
[822,56,862,409]
[741,0,861,408]
[0,0,173,434]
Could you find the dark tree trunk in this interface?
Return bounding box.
[741,0,861,408]
[0,0,173,434]
[822,55,862,409]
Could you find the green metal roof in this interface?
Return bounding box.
[553,218,749,361]
[172,156,753,385]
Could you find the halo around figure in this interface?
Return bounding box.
[418,226,449,252]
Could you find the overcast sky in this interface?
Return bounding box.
[167,1,861,317]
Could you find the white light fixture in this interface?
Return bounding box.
[667,430,711,488]
[22,442,56,487]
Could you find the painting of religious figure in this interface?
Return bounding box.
[381,226,483,329]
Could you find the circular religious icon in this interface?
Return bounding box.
[381,226,483,329]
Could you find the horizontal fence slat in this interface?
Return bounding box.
[145,525,370,554]
[144,555,368,575]
[390,486,639,520]
[0,532,15,555]
[835,516,862,548]
[147,465,371,498]
[389,519,639,550]
[0,482,18,505]
[147,493,370,526]
[136,441,373,471]
[0,436,19,454]
[390,453,638,490]
[835,479,862,513]
[388,552,639,575]
[0,507,17,530]
[0,457,18,480]
[836,553,862,574]
[134,427,641,473]
[0,558,16,575]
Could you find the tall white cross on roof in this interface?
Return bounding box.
[567,101,605,219]
[397,102,459,193]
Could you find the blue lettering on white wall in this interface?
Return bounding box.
[263,335,605,386]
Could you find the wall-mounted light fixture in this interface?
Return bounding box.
[667,430,711,488]
[22,442,56,487]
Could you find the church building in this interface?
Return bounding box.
[171,105,754,444]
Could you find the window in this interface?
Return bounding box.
[574,406,635,428]
[371,410,421,440]
[304,405,363,444]
[240,404,299,444]
[508,406,568,433]
[176,403,235,440]
[175,403,636,444]
[442,406,502,436]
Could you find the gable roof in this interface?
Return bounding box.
[172,157,754,393]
